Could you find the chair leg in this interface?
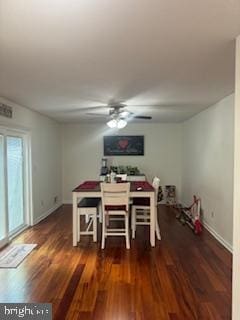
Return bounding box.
[131,207,133,233]
[125,214,130,249]
[143,210,148,222]
[101,212,106,249]
[98,203,102,223]
[93,213,97,242]
[106,213,109,226]
[85,214,90,224]
[131,207,136,239]
[155,215,161,240]
[77,212,80,242]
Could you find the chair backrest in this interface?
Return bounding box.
[152,177,161,205]
[101,182,130,210]
[116,174,127,181]
[152,177,160,189]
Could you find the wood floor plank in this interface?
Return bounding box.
[55,263,85,319]
[0,204,232,319]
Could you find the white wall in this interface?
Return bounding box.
[0,97,62,224]
[181,94,234,250]
[61,123,182,202]
[232,35,240,320]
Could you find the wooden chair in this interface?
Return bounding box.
[101,182,130,249]
[131,177,161,240]
[77,198,101,242]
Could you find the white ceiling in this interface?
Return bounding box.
[0,0,240,123]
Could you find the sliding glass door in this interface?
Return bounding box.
[0,128,29,248]
[0,134,8,247]
[7,136,25,233]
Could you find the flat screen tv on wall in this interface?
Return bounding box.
[104,135,144,156]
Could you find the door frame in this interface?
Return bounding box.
[0,133,8,247]
[0,125,33,244]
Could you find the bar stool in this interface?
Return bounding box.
[101,182,130,249]
[131,177,161,240]
[77,198,101,242]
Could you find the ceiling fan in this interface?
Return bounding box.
[85,103,152,129]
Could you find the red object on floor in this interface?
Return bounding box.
[194,219,202,234]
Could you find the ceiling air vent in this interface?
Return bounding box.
[0,103,13,118]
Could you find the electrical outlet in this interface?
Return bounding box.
[41,200,44,207]
[211,211,214,218]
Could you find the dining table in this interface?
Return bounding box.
[72,180,157,247]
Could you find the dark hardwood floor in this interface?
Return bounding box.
[0,205,232,319]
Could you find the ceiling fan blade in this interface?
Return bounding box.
[133,116,152,120]
[63,106,109,114]
[85,112,108,117]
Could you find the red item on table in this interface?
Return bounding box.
[73,181,99,191]
[131,181,154,191]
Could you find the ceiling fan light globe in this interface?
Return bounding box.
[121,111,130,118]
[107,119,117,128]
[117,119,127,129]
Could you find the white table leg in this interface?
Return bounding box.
[73,193,78,246]
[150,193,156,247]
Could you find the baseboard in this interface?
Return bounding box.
[202,220,232,253]
[178,200,232,253]
[33,203,62,225]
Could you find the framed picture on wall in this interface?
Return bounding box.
[104,135,144,156]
